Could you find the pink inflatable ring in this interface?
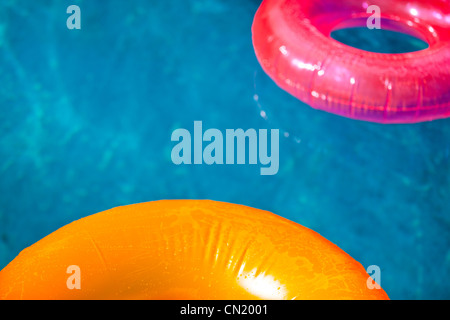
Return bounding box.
[252,0,450,123]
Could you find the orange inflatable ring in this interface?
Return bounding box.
[0,200,388,300]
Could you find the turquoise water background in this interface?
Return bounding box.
[0,0,449,299]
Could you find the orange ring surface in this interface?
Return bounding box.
[0,200,388,299]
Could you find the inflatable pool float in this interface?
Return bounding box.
[0,200,388,299]
[252,0,450,123]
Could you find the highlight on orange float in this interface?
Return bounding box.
[0,200,388,300]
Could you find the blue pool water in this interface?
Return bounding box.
[0,0,449,299]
